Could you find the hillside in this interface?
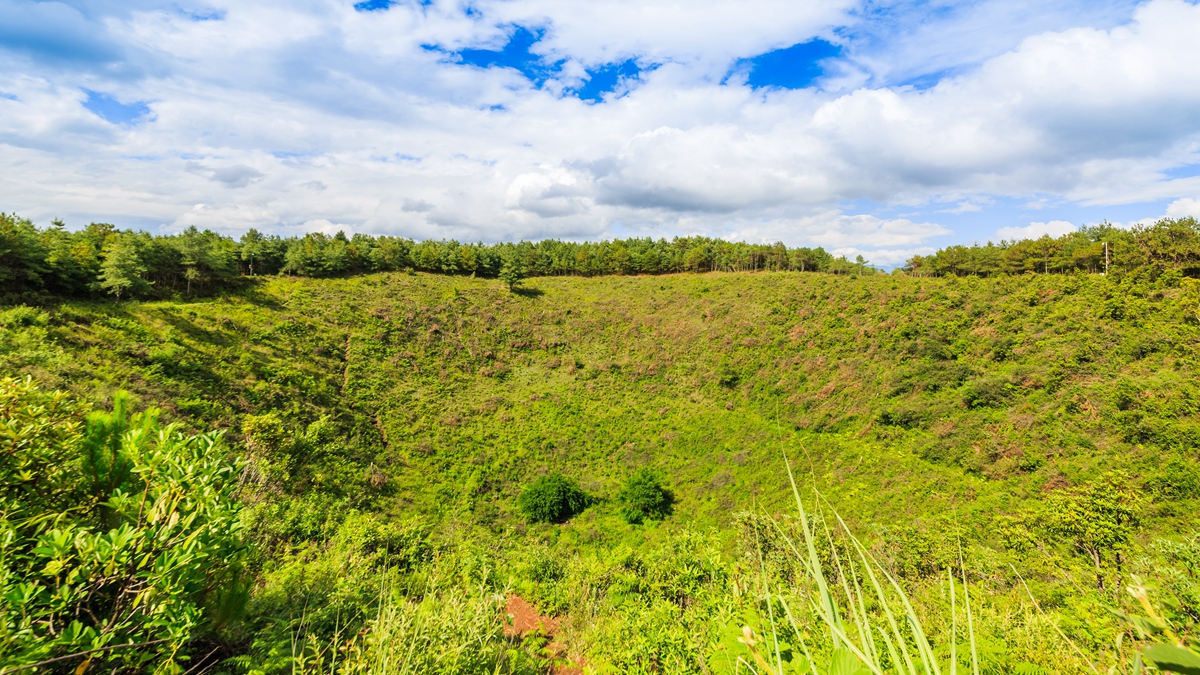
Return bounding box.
[4,269,1200,673]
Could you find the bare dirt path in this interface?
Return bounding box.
[503,595,584,675]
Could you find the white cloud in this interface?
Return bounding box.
[1166,197,1200,219]
[490,0,855,70]
[995,220,1077,241]
[939,201,983,214]
[0,0,1198,252]
[1102,197,1200,230]
[830,246,936,267]
[718,213,949,268]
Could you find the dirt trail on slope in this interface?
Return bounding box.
[503,595,584,675]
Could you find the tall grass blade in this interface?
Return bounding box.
[949,568,958,675]
[820,502,875,662]
[846,552,877,665]
[784,453,842,650]
[1009,564,1101,675]
[830,509,918,675]
[825,512,940,675]
[752,512,785,675]
[778,596,822,675]
[807,599,887,675]
[877,626,904,675]
[960,554,979,675]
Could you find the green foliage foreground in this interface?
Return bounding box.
[0,378,246,673]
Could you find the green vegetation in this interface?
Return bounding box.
[517,474,590,523]
[6,212,1199,308]
[4,221,1200,673]
[2,212,859,304]
[906,217,1200,277]
[1,378,245,673]
[97,235,150,301]
[618,469,674,524]
[499,253,529,293]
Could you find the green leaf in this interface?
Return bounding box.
[826,648,872,675]
[1145,644,1200,675]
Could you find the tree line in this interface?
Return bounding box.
[904,217,1200,278]
[0,212,873,300]
[6,212,1199,301]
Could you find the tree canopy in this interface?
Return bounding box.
[904,218,1200,278]
[0,212,858,302]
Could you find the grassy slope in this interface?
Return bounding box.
[6,269,1200,670]
[12,270,1198,537]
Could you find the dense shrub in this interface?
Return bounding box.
[990,335,1016,361]
[0,378,247,672]
[878,406,928,429]
[962,376,1012,408]
[1047,471,1143,589]
[0,305,48,328]
[516,473,589,523]
[918,438,967,467]
[1147,456,1200,499]
[886,526,954,580]
[617,468,674,524]
[890,361,972,395]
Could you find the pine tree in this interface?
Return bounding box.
[98,236,147,300]
[498,257,527,292]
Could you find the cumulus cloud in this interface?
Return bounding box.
[0,0,1198,263]
[718,213,949,265]
[186,163,265,188]
[1103,197,1200,230]
[995,221,1078,241]
[830,246,937,267]
[0,1,124,65]
[490,0,855,70]
[1166,197,1200,219]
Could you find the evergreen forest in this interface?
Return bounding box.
[4,212,1200,674]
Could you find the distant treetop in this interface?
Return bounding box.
[0,212,875,302]
[904,217,1200,278]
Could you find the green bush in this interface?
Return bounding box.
[990,335,1016,361]
[0,377,247,672]
[962,375,1012,408]
[498,258,527,292]
[617,468,674,524]
[0,305,48,328]
[1147,455,1200,499]
[516,473,588,523]
[877,406,927,429]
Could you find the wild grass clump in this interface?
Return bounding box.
[247,568,546,675]
[731,456,984,675]
[730,455,1200,675]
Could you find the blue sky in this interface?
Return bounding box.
[1,0,1199,266]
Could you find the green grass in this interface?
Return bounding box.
[4,269,1200,672]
